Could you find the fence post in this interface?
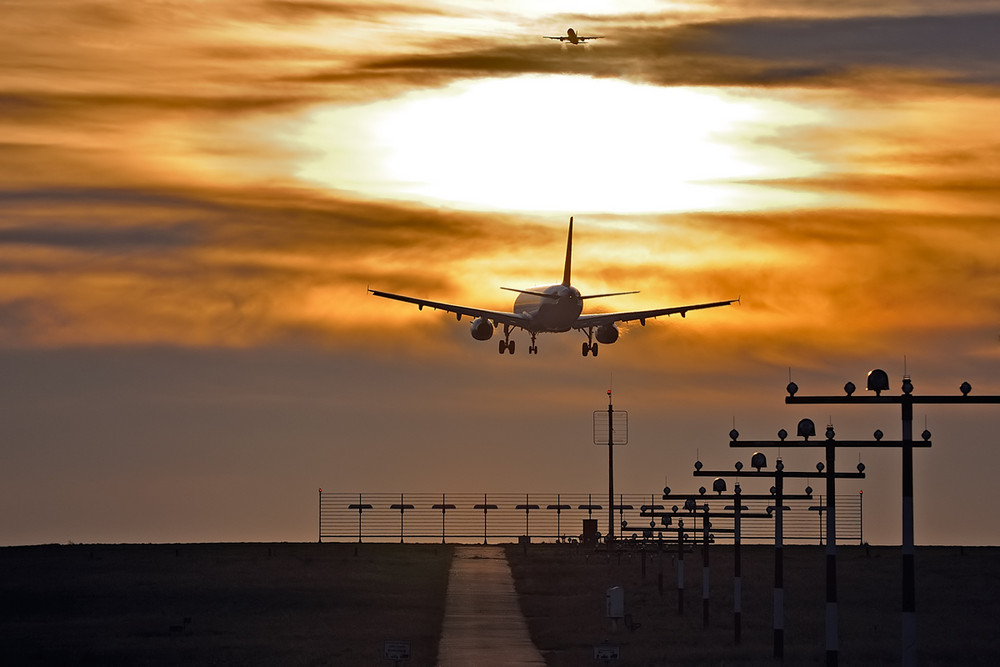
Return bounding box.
[319,490,861,543]
[474,494,498,545]
[432,493,456,544]
[347,493,373,543]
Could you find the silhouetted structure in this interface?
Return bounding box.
[786,370,1000,667]
[729,424,866,666]
[318,491,861,544]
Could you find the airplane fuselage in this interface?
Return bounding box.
[512,284,583,332]
[368,216,737,356]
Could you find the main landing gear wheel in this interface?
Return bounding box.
[498,324,515,355]
[581,342,599,357]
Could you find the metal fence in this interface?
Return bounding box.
[319,491,862,545]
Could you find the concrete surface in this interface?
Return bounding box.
[437,545,546,666]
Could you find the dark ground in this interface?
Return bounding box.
[506,543,1000,666]
[2,542,998,666]
[0,542,452,666]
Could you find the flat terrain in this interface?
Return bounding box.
[2,542,998,666]
[0,542,452,666]
[506,543,1000,666]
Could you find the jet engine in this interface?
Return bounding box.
[595,323,619,344]
[470,317,494,341]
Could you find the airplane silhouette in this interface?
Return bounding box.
[368,218,738,357]
[543,28,604,45]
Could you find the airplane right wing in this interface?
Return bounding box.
[573,297,739,329]
[368,288,532,329]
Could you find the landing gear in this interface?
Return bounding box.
[496,328,540,355]
[581,329,599,357]
[498,324,515,354]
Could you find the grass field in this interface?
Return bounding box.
[2,541,998,666]
[0,543,452,666]
[506,543,1000,666]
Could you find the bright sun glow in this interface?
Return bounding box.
[294,75,828,213]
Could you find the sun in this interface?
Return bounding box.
[293,75,826,213]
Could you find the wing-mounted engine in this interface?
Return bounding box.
[470,317,494,341]
[596,323,619,344]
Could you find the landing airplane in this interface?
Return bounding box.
[544,28,604,45]
[368,218,738,357]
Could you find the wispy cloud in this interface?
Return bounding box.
[4,1,1000,354]
[333,11,1000,92]
[3,177,997,376]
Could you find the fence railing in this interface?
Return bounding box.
[319,492,863,545]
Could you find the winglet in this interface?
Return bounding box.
[562,216,573,287]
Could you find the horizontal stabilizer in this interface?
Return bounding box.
[580,290,639,300]
[500,286,560,300]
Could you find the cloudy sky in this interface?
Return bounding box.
[3,0,1000,546]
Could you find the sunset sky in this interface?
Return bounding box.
[3,0,1000,546]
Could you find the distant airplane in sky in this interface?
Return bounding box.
[544,28,604,45]
[368,218,739,357]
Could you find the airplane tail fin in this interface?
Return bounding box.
[562,217,573,286]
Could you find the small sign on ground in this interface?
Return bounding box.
[594,643,620,662]
[384,639,410,661]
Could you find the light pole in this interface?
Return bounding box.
[473,494,498,545]
[786,370,1000,667]
[640,503,711,617]
[716,445,856,660]
[516,494,540,542]
[660,490,734,628]
[594,389,627,543]
[347,493,373,544]
[390,493,414,544]
[432,494,456,544]
[664,481,770,634]
[546,494,571,541]
[730,423,867,666]
[687,466,782,644]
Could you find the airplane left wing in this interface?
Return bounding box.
[572,297,739,329]
[368,288,531,329]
